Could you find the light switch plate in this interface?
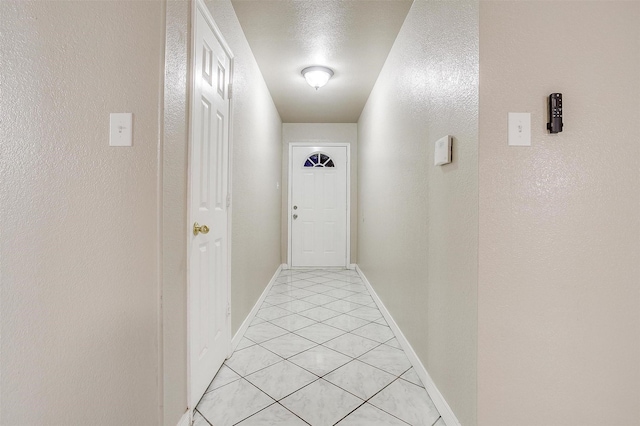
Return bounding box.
[434,135,452,166]
[508,112,531,146]
[110,113,133,146]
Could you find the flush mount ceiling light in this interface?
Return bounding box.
[301,66,334,90]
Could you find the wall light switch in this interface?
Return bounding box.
[434,135,452,166]
[110,113,133,147]
[508,112,531,146]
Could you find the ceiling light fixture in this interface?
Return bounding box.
[301,66,334,90]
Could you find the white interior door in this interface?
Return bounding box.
[188,1,232,410]
[291,146,348,267]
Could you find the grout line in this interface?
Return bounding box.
[194,408,214,426]
[275,401,312,425]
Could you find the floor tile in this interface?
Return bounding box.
[321,279,348,289]
[193,411,211,426]
[305,275,334,284]
[322,313,370,332]
[374,316,388,326]
[278,288,316,299]
[304,284,336,294]
[235,337,257,351]
[324,359,395,400]
[288,345,352,376]
[277,299,317,314]
[347,306,383,321]
[335,403,409,426]
[294,322,346,344]
[243,322,288,343]
[270,284,296,294]
[401,368,425,388]
[207,268,435,426]
[301,293,338,306]
[384,337,402,349]
[343,293,375,305]
[269,313,317,332]
[351,322,395,343]
[280,379,363,426]
[298,306,342,321]
[324,299,365,314]
[289,280,316,288]
[323,288,358,299]
[264,294,296,305]
[369,379,440,426]
[322,333,380,358]
[292,272,315,280]
[260,333,317,359]
[341,284,368,293]
[225,345,282,376]
[250,316,266,325]
[235,403,308,425]
[358,344,412,376]
[197,378,274,426]
[245,360,317,400]
[257,305,293,321]
[205,364,240,393]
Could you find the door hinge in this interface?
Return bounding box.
[226,193,231,208]
[226,303,231,317]
[228,83,233,99]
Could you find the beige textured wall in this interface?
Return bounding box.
[204,0,283,335]
[478,2,640,425]
[162,1,190,424]
[281,123,358,265]
[357,1,479,425]
[0,1,163,425]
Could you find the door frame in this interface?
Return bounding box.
[287,142,351,268]
[186,0,235,413]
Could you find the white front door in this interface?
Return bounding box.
[188,1,232,410]
[290,146,348,267]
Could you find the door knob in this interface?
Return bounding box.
[293,214,298,220]
[193,222,210,235]
[293,205,298,210]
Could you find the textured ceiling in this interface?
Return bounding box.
[231,0,413,123]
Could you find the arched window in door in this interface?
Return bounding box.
[304,152,335,168]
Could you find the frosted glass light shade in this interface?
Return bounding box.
[301,66,334,90]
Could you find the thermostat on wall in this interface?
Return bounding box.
[434,135,452,166]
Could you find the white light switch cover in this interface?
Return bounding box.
[434,135,452,166]
[110,113,133,146]
[508,112,531,146]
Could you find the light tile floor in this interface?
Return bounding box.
[194,269,443,426]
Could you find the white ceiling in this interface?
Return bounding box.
[231,0,413,123]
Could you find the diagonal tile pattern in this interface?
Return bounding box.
[195,268,443,426]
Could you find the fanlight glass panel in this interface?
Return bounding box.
[304,152,335,168]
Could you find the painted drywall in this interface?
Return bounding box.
[203,0,283,336]
[478,2,640,425]
[281,123,358,265]
[162,1,190,424]
[0,1,163,425]
[357,1,478,425]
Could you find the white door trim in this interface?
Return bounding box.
[287,142,350,268]
[186,0,234,413]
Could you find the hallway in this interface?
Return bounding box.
[193,269,443,426]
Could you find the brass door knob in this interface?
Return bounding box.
[193,222,210,236]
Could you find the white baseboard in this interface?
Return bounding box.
[348,263,357,270]
[355,265,461,426]
[177,410,190,426]
[231,264,284,352]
